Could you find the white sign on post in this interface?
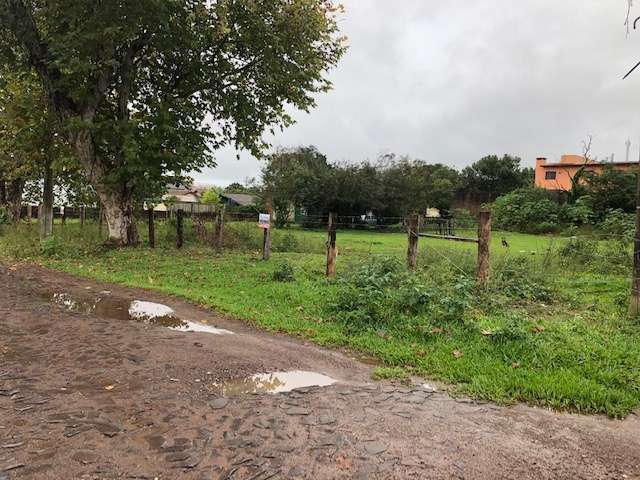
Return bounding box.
[258,213,271,229]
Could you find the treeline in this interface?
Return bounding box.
[261,146,533,226]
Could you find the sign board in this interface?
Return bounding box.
[258,213,271,229]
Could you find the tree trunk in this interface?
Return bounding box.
[0,180,6,206]
[95,184,139,246]
[6,178,24,223]
[40,162,54,239]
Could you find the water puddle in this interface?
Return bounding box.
[212,370,336,396]
[49,292,233,335]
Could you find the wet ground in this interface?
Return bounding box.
[1,263,640,479]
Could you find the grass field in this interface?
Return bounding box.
[1,220,639,417]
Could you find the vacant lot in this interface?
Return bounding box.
[1,221,639,417]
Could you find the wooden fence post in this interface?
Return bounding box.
[262,222,271,261]
[61,206,66,226]
[326,212,337,277]
[214,206,224,251]
[476,209,491,289]
[407,214,420,270]
[27,205,32,225]
[80,205,85,228]
[176,209,184,249]
[148,207,155,248]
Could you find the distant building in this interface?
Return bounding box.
[535,155,639,192]
[220,192,259,208]
[152,185,209,212]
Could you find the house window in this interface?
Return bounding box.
[545,171,556,180]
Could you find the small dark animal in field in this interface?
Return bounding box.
[501,237,509,248]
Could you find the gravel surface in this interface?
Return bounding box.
[1,263,639,479]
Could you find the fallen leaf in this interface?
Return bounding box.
[104,385,115,391]
[452,350,463,359]
[431,327,444,334]
[532,325,545,333]
[511,362,521,369]
[481,329,493,336]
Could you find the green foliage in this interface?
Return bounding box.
[262,146,331,226]
[0,0,346,243]
[378,157,460,216]
[371,366,410,381]
[201,187,222,206]
[460,154,531,200]
[559,237,631,274]
[39,236,60,258]
[491,256,554,302]
[583,166,636,216]
[3,224,640,417]
[0,206,9,225]
[272,261,295,282]
[492,188,560,233]
[559,196,594,226]
[332,256,473,329]
[597,209,635,238]
[451,208,476,228]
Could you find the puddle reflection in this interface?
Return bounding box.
[212,370,336,396]
[50,292,233,335]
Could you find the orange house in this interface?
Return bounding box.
[534,155,639,191]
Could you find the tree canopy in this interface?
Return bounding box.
[0,0,346,244]
[460,154,532,201]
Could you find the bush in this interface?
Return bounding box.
[491,256,554,302]
[331,256,473,330]
[39,236,61,257]
[596,209,634,238]
[560,196,594,226]
[492,188,560,233]
[559,236,631,274]
[274,231,299,252]
[272,261,295,282]
[0,207,9,225]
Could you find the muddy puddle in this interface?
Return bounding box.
[49,292,233,335]
[212,370,337,396]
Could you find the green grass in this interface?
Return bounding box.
[1,220,639,417]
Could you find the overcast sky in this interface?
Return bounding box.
[194,1,640,186]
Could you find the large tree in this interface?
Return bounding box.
[262,146,333,225]
[379,157,460,217]
[0,0,346,245]
[460,154,529,201]
[0,68,61,232]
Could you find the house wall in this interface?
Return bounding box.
[534,156,638,191]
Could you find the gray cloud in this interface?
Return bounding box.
[195,1,640,186]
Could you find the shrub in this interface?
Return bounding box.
[492,188,560,233]
[560,196,594,226]
[332,256,473,330]
[39,236,60,257]
[0,207,9,225]
[272,261,295,282]
[274,231,299,252]
[491,256,554,302]
[596,209,635,239]
[559,236,631,274]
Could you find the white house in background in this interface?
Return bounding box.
[151,185,208,212]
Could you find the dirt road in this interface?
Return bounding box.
[1,264,639,479]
